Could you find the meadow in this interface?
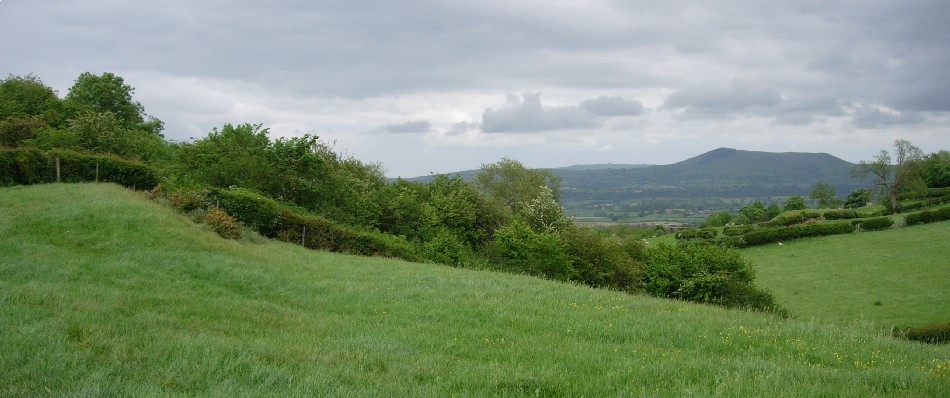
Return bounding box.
[744,222,950,329]
[1,183,949,396]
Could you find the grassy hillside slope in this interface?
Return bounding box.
[744,223,950,329]
[1,184,948,396]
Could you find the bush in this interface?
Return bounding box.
[493,220,574,281]
[643,243,782,313]
[675,228,717,242]
[204,208,242,239]
[722,225,755,237]
[852,216,894,231]
[0,147,50,186]
[823,210,858,220]
[894,322,950,344]
[420,228,469,266]
[48,149,158,189]
[905,206,950,226]
[561,226,642,292]
[740,221,855,247]
[204,187,283,236]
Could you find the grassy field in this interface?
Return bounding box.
[2,183,949,396]
[744,222,950,330]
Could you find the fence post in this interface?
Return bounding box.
[301,226,307,246]
[55,157,61,182]
[95,163,99,182]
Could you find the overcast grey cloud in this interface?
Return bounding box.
[1,0,948,177]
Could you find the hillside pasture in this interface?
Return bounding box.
[1,183,948,396]
[744,221,950,329]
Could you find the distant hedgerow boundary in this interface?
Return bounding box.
[0,147,157,189]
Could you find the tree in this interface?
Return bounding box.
[765,203,782,219]
[783,195,807,211]
[0,74,65,125]
[809,182,841,208]
[852,139,924,214]
[520,185,571,233]
[920,150,950,188]
[473,158,561,213]
[65,72,163,136]
[843,188,872,209]
[738,201,766,223]
[703,210,732,227]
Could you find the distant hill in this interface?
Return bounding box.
[558,148,863,201]
[408,147,864,201]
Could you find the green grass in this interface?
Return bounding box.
[744,222,950,330]
[2,183,950,396]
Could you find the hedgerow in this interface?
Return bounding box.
[739,221,855,247]
[852,216,894,231]
[823,210,859,220]
[904,206,950,226]
[894,322,950,344]
[0,147,157,189]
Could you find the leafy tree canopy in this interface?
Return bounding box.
[809,182,841,208]
[783,195,807,211]
[65,72,163,136]
[474,158,561,213]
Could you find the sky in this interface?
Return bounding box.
[2,1,948,177]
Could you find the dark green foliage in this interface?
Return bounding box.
[702,210,732,227]
[474,158,561,213]
[843,188,872,209]
[0,147,49,186]
[0,74,66,127]
[204,187,284,237]
[0,116,46,147]
[783,195,807,211]
[904,206,950,226]
[852,216,894,231]
[675,228,717,241]
[278,210,419,260]
[0,148,157,189]
[920,150,950,188]
[823,210,859,220]
[740,221,855,246]
[722,224,755,237]
[493,220,574,281]
[809,182,842,208]
[48,149,159,189]
[738,201,767,224]
[643,243,782,312]
[64,72,162,135]
[560,226,642,292]
[894,323,950,344]
[764,203,782,220]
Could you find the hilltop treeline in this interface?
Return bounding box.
[1,72,789,313]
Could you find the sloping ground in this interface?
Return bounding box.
[744,222,950,329]
[1,183,948,396]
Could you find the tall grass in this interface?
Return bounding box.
[744,222,950,329]
[2,183,949,396]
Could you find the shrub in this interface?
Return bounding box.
[894,322,950,344]
[675,228,717,242]
[905,206,950,226]
[204,208,242,239]
[561,226,642,292]
[740,221,855,247]
[493,220,574,281]
[205,187,283,236]
[643,243,781,313]
[722,225,755,237]
[48,149,159,189]
[0,147,50,186]
[420,228,469,266]
[852,216,894,231]
[823,210,858,220]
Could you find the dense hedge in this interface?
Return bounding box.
[191,187,420,261]
[852,216,894,231]
[894,322,950,344]
[904,206,950,226]
[0,147,158,189]
[675,228,718,241]
[823,210,859,220]
[722,225,755,237]
[739,221,855,247]
[900,195,950,212]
